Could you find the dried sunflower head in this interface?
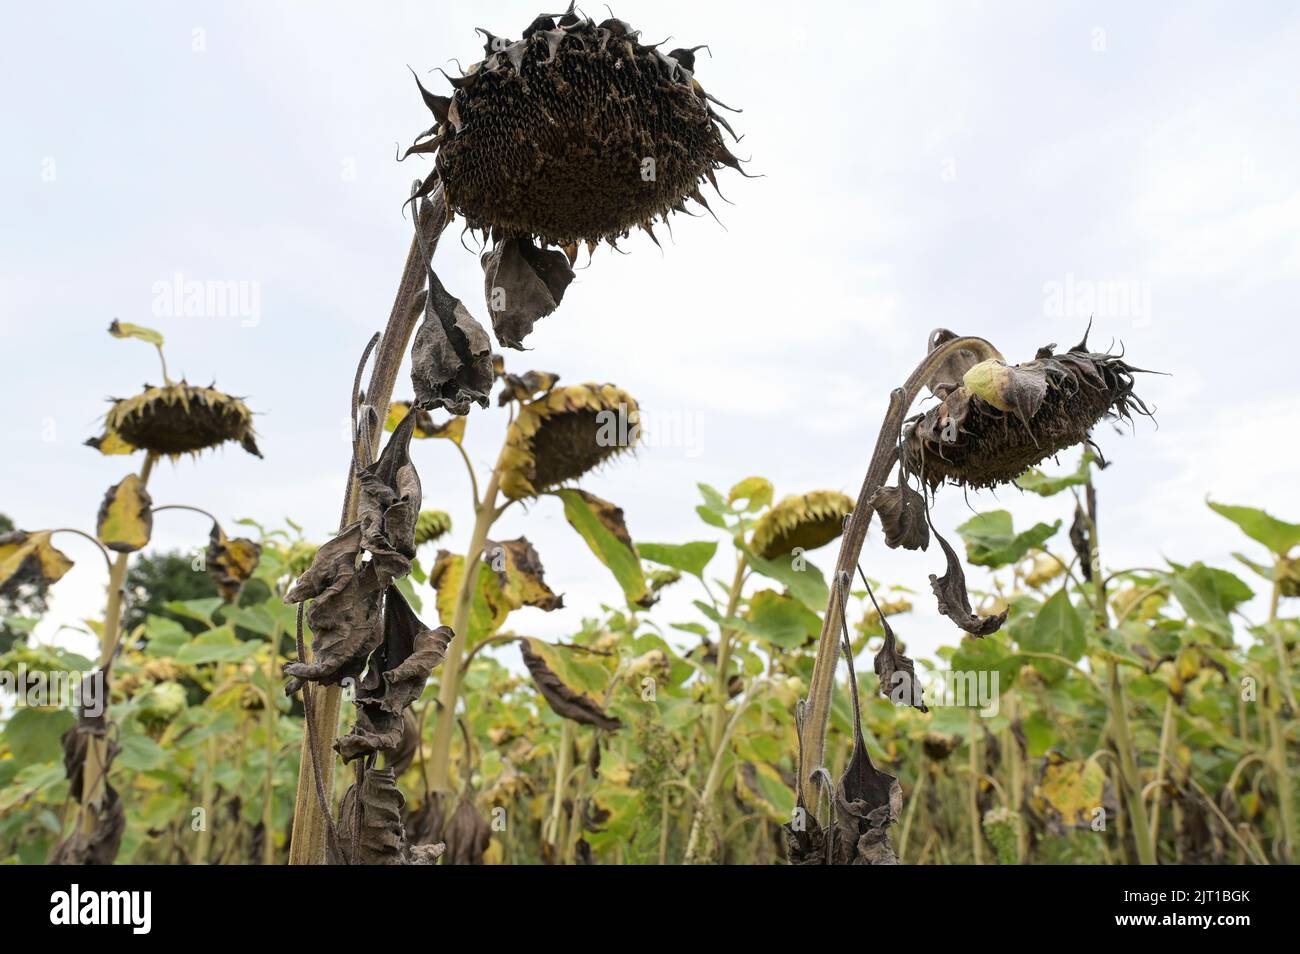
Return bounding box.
[749,491,854,561]
[414,509,453,547]
[408,5,744,249]
[903,326,1151,489]
[97,383,261,458]
[498,383,639,499]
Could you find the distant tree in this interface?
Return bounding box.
[0,513,51,652]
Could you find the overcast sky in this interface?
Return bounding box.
[4,0,1299,664]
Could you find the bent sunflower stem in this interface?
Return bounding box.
[797,334,1001,804]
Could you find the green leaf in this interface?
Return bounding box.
[2,708,74,764]
[695,506,728,529]
[117,730,168,772]
[957,511,1060,567]
[174,625,259,665]
[1208,500,1300,556]
[1171,563,1253,642]
[734,590,820,649]
[555,489,649,606]
[144,615,189,657]
[1014,451,1093,497]
[638,541,717,580]
[1030,589,1086,663]
[161,597,224,626]
[744,548,829,610]
[727,477,774,512]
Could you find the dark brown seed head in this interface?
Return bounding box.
[102,383,260,458]
[903,334,1152,490]
[410,9,743,248]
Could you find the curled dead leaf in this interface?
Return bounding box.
[205,522,261,602]
[482,236,574,349]
[520,638,621,731]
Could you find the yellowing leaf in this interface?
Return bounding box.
[95,474,153,553]
[108,319,164,347]
[0,530,74,593]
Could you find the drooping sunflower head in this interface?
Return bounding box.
[408,5,745,251]
[414,509,453,547]
[750,491,854,561]
[903,327,1152,489]
[499,383,639,499]
[96,383,260,458]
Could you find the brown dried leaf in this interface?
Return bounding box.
[485,536,564,611]
[872,617,928,712]
[357,409,422,585]
[333,766,438,865]
[0,530,74,595]
[336,586,453,763]
[283,526,384,689]
[410,272,494,415]
[482,236,575,349]
[498,369,560,406]
[441,793,493,866]
[520,638,621,731]
[205,522,261,602]
[870,482,929,551]
[929,526,1008,637]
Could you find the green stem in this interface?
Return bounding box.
[968,709,983,865]
[426,458,503,794]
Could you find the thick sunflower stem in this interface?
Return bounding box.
[797,335,1001,805]
[288,189,449,866]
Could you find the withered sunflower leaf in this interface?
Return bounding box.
[0,530,75,595]
[484,537,563,612]
[205,522,261,603]
[482,237,574,350]
[333,766,434,865]
[411,272,494,415]
[870,482,929,551]
[872,617,928,712]
[356,408,422,585]
[336,586,454,763]
[520,638,621,731]
[95,474,153,554]
[283,525,384,689]
[929,526,1008,637]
